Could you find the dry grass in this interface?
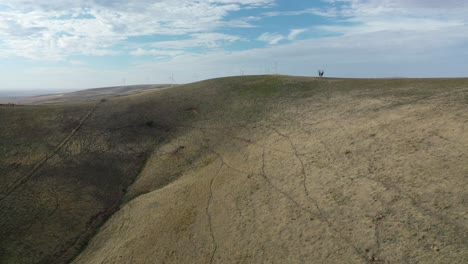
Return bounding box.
[1,76,468,263]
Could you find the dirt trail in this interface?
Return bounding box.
[0,103,99,202]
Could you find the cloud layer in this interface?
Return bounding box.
[0,0,467,90]
[0,0,273,59]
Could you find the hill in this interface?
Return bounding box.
[0,84,172,105]
[1,76,468,263]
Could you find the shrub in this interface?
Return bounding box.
[145,121,154,127]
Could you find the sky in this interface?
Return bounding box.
[0,0,467,92]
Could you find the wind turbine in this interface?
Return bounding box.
[169,73,175,87]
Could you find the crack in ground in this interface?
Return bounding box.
[206,162,224,264]
[365,169,468,242]
[259,149,316,216]
[268,127,369,263]
[271,127,310,197]
[371,214,384,263]
[259,149,368,263]
[196,123,369,263]
[300,112,468,258]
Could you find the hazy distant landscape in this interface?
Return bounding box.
[0,85,172,105]
[0,90,67,99]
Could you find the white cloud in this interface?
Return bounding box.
[130,48,184,57]
[258,32,285,45]
[5,23,467,91]
[265,0,468,37]
[151,33,243,50]
[288,29,307,40]
[263,8,338,17]
[316,0,468,35]
[129,33,244,57]
[0,0,274,59]
[124,28,468,82]
[68,60,86,65]
[258,28,306,45]
[1,0,467,90]
[318,18,464,35]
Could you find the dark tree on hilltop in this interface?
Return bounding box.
[318,70,325,78]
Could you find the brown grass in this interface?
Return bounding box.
[2,76,468,264]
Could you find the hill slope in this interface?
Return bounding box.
[2,76,468,263]
[0,84,171,105]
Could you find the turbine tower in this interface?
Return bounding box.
[169,73,175,87]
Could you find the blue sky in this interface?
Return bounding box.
[0,0,467,91]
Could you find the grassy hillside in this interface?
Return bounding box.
[1,76,468,263]
[0,84,171,105]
